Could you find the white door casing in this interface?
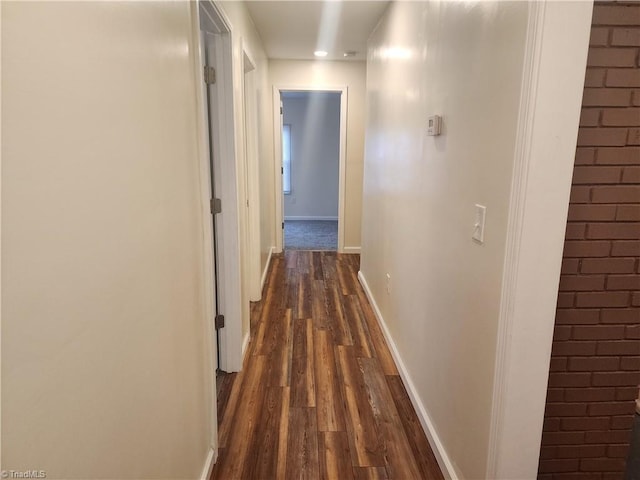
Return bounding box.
[272,85,348,253]
[197,1,244,375]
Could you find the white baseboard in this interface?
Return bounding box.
[261,246,274,292]
[284,216,338,221]
[241,331,250,360]
[200,447,215,480]
[357,271,458,480]
[342,246,361,254]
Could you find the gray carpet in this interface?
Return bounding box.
[284,220,337,250]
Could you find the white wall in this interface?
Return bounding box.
[2,2,211,478]
[361,2,529,478]
[283,93,340,220]
[269,60,366,249]
[360,1,592,479]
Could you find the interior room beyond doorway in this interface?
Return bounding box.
[282,91,341,251]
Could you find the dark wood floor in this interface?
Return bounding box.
[211,251,444,479]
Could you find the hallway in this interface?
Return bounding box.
[211,251,444,479]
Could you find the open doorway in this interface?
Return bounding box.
[275,88,347,252]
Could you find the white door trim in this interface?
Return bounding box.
[486,1,593,478]
[198,0,244,376]
[190,0,218,457]
[0,3,3,469]
[240,40,262,302]
[272,85,348,253]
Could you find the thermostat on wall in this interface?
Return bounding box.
[427,115,442,136]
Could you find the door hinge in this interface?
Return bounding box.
[282,222,285,229]
[210,198,222,214]
[281,166,284,174]
[204,66,216,85]
[215,314,225,330]
[280,106,283,115]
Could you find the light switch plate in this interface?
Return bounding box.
[427,115,441,136]
[473,204,486,244]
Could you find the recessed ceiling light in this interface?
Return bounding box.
[343,51,357,58]
[314,50,328,58]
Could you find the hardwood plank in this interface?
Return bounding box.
[282,309,294,388]
[297,250,312,273]
[359,357,422,479]
[263,254,283,302]
[253,256,286,355]
[264,309,293,387]
[336,345,385,467]
[286,407,320,480]
[312,279,329,329]
[291,318,316,407]
[352,466,389,479]
[286,249,298,269]
[343,295,374,358]
[353,286,398,376]
[320,251,338,289]
[277,386,291,479]
[321,252,339,281]
[297,272,313,319]
[314,329,346,431]
[345,253,362,287]
[214,355,266,477]
[304,317,316,403]
[319,431,354,480]
[387,376,445,480]
[217,367,245,448]
[256,304,287,356]
[215,370,237,429]
[242,386,283,480]
[251,320,268,357]
[313,251,324,280]
[286,268,300,319]
[325,284,353,346]
[336,257,355,295]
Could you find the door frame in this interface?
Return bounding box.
[196,1,244,375]
[486,1,593,478]
[272,85,348,253]
[240,42,262,303]
[190,1,218,469]
[191,1,244,467]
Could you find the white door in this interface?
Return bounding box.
[200,30,222,370]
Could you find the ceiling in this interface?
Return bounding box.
[244,1,390,62]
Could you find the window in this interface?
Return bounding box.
[282,124,291,194]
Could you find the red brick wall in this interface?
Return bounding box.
[538,3,640,479]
